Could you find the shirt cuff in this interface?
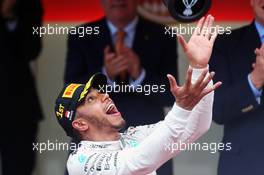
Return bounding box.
[102,67,116,86]
[129,68,146,86]
[190,65,209,81]
[247,74,263,102]
[170,103,192,117]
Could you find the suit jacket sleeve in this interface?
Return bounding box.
[209,35,260,125]
[19,0,43,61]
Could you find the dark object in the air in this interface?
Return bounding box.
[163,0,212,23]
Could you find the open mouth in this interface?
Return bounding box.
[106,103,120,116]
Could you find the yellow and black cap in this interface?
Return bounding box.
[55,73,107,137]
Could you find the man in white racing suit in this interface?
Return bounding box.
[55,15,221,175]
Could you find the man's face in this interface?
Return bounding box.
[100,0,139,23]
[76,88,126,132]
[251,0,264,25]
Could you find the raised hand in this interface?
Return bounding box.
[177,15,219,69]
[167,68,222,110]
[122,46,142,80]
[104,46,128,80]
[250,44,264,89]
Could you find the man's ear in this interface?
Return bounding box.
[72,118,89,132]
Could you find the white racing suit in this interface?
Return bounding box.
[67,67,214,175]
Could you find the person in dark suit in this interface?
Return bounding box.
[209,0,264,174]
[64,1,177,174]
[0,0,43,174]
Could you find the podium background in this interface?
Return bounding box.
[0,1,253,175]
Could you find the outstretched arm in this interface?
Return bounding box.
[166,15,221,141]
[117,15,222,174]
[139,15,221,138]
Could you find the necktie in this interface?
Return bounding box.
[115,29,127,82]
[115,29,126,55]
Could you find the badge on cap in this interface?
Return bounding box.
[163,0,212,23]
[62,84,82,98]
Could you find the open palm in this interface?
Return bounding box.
[178,15,219,68]
[167,68,222,110]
